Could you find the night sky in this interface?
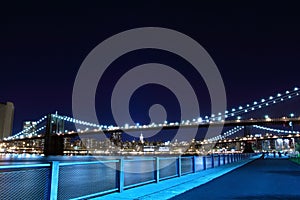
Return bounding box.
[1,2,300,136]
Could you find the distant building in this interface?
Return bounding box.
[0,102,14,139]
[23,121,37,134]
[139,133,144,144]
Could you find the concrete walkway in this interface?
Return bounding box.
[91,155,261,200]
[171,158,300,200]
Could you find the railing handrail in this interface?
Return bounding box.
[0,163,50,169]
[0,153,257,200]
[59,159,119,166]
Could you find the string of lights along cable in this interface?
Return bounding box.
[6,86,300,141]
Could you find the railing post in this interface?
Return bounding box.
[178,156,182,177]
[227,154,230,163]
[118,158,124,192]
[218,155,221,166]
[193,156,196,173]
[223,154,226,165]
[155,157,160,183]
[203,156,206,170]
[211,154,214,168]
[231,154,233,163]
[49,161,59,200]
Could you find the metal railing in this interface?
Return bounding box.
[0,153,254,200]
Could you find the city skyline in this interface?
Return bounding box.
[1,2,300,135]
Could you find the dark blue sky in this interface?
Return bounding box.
[1,2,300,134]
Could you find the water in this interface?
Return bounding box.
[0,154,115,165]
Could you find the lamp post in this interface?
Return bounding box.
[291,138,296,152]
[289,113,295,153]
[289,113,294,132]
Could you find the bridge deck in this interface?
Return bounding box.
[171,158,300,200]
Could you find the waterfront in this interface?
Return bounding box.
[0,153,235,199]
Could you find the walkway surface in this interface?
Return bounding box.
[171,158,300,200]
[91,156,260,200]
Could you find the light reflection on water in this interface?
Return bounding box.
[0,154,114,165]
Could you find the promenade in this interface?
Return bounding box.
[172,158,300,200]
[92,155,260,200]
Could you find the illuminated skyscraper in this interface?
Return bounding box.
[0,102,14,139]
[23,121,37,134]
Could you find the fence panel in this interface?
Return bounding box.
[57,162,117,200]
[159,157,178,180]
[181,156,193,174]
[124,159,155,188]
[0,166,50,200]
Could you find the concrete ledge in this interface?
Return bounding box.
[91,155,261,200]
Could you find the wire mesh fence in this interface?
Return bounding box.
[0,153,254,199]
[0,167,50,200]
[57,162,117,200]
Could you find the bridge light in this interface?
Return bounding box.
[245,110,248,112]
[264,115,269,119]
[251,107,255,110]
[269,96,273,100]
[294,87,299,91]
[239,106,243,110]
[286,90,290,94]
[288,95,291,99]
[277,93,281,97]
[290,113,295,117]
[266,103,269,106]
[237,116,241,120]
[253,101,257,105]
[261,99,265,102]
[225,110,228,114]
[197,117,202,123]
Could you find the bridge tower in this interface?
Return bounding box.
[243,126,255,153]
[43,114,65,156]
